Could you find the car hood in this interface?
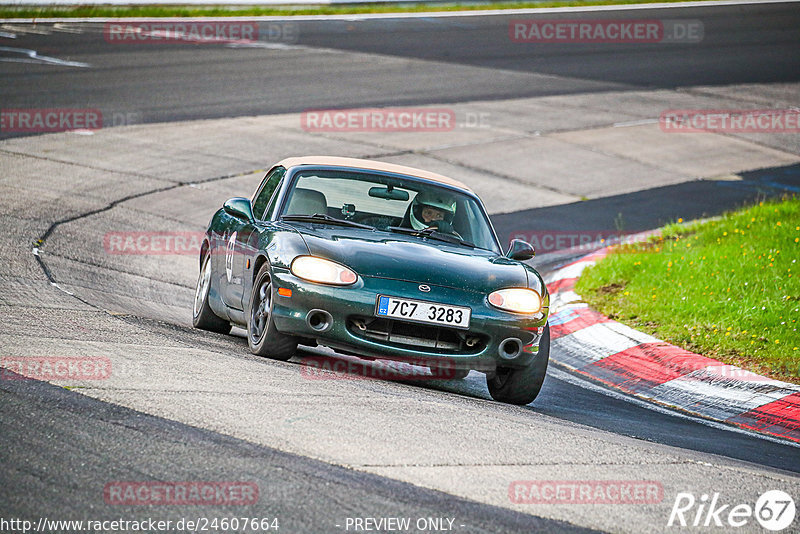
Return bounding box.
[293,225,528,293]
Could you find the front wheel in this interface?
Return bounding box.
[247,263,297,361]
[192,253,231,334]
[487,324,550,405]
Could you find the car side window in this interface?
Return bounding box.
[252,167,286,220]
[262,177,286,221]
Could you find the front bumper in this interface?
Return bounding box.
[270,268,548,371]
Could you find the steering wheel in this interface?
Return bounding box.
[429,220,463,239]
[358,215,395,229]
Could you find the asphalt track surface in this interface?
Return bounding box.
[0,2,798,132]
[1,2,800,533]
[0,369,594,534]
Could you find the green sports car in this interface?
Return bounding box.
[193,156,550,404]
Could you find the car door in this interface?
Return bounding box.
[219,217,247,310]
[224,167,286,311]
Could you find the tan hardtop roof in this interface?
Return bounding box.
[276,156,472,192]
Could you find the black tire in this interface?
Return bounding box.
[192,253,232,334]
[487,324,550,405]
[247,263,297,361]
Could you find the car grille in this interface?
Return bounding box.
[348,316,486,354]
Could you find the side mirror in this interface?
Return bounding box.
[506,239,535,261]
[223,197,255,223]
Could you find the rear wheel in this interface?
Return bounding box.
[247,263,297,361]
[192,253,231,334]
[487,324,550,405]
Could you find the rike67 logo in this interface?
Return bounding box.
[668,490,796,531]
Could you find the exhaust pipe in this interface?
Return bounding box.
[306,309,333,332]
[498,338,523,360]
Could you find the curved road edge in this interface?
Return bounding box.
[2,0,797,23]
[544,239,800,445]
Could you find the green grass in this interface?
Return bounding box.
[575,197,800,384]
[0,0,718,20]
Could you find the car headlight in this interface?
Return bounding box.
[291,256,358,286]
[488,288,542,314]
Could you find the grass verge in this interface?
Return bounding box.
[0,0,719,20]
[575,197,800,384]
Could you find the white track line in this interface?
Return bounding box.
[0,46,90,67]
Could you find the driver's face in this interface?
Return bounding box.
[421,206,445,223]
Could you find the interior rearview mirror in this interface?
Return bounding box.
[369,186,409,201]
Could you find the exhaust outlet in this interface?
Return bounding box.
[306,309,333,332]
[498,338,523,360]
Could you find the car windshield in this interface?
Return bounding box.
[280,169,501,253]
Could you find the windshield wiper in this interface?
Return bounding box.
[281,213,374,230]
[387,226,475,248]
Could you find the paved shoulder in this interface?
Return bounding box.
[0,370,595,534]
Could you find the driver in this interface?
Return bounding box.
[409,191,458,234]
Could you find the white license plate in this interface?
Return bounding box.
[376,296,471,329]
